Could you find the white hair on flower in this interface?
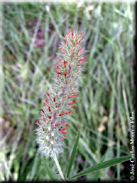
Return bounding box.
[36,29,86,158]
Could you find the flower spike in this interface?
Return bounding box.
[36,29,87,158]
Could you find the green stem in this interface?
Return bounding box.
[53,154,65,181]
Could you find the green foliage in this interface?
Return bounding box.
[70,155,131,179]
[42,159,58,180]
[67,130,80,178]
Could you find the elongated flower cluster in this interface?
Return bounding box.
[36,29,86,158]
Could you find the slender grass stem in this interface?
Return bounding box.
[53,154,65,181]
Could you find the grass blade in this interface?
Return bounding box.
[70,155,131,180]
[92,154,106,180]
[67,130,80,178]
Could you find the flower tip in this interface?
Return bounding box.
[78,55,86,66]
[37,120,42,125]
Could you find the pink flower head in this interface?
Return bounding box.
[36,29,87,158]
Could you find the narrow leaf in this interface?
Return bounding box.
[67,130,80,178]
[70,155,131,179]
[92,154,106,180]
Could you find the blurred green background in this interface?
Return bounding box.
[1,1,134,181]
